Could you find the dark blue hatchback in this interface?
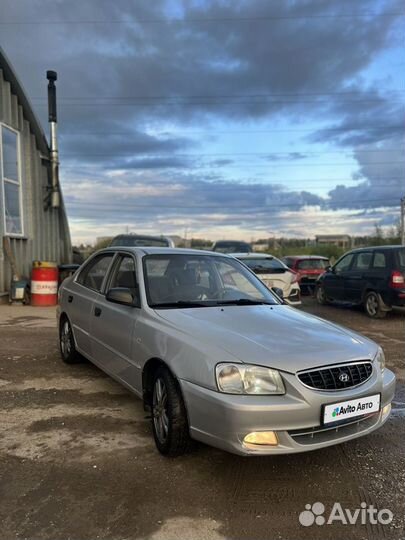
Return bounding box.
[316,246,405,318]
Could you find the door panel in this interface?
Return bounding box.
[323,253,355,300]
[90,298,140,386]
[89,254,142,394]
[344,252,372,302]
[68,284,99,356]
[323,272,345,300]
[66,253,115,357]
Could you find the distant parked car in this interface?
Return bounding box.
[316,246,405,318]
[212,240,252,254]
[235,253,301,305]
[110,234,175,248]
[283,255,330,293]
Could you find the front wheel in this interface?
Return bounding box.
[316,284,328,305]
[151,367,192,457]
[364,291,387,319]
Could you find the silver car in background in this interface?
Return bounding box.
[57,248,395,456]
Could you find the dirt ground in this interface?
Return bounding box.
[0,299,404,540]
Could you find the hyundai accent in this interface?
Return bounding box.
[57,248,395,456]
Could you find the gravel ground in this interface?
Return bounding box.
[0,299,404,540]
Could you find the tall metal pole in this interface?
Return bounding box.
[401,196,405,245]
[47,70,60,208]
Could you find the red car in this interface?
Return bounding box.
[282,255,330,293]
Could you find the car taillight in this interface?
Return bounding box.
[290,270,299,284]
[390,270,405,288]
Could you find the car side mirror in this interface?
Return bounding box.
[272,287,284,301]
[106,287,137,307]
[326,265,332,272]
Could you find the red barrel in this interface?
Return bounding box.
[31,261,59,306]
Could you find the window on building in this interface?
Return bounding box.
[1,125,23,235]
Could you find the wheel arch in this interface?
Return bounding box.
[58,312,80,349]
[58,311,70,329]
[142,357,178,408]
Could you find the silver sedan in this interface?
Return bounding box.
[57,248,395,456]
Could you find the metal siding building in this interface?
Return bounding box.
[0,48,71,298]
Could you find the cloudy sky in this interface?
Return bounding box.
[0,0,404,244]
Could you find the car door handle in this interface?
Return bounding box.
[68,295,73,303]
[94,307,102,317]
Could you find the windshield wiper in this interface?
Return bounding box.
[215,298,274,306]
[150,301,207,309]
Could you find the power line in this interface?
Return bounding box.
[31,90,405,100]
[59,150,404,157]
[56,125,405,135]
[66,197,400,209]
[61,175,404,184]
[0,12,403,25]
[31,100,405,107]
[62,159,405,166]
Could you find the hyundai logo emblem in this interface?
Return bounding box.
[339,373,350,383]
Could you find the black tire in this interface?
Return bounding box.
[364,291,387,319]
[59,317,83,363]
[316,284,328,305]
[151,366,192,457]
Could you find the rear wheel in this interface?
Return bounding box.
[316,284,328,305]
[151,366,192,457]
[59,317,83,363]
[364,291,387,319]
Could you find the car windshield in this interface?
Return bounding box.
[297,259,329,270]
[143,254,278,308]
[111,236,169,247]
[240,257,286,273]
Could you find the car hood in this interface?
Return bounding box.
[155,305,377,373]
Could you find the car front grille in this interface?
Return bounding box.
[297,362,373,391]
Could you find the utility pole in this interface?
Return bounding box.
[401,197,405,245]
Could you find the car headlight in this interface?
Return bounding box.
[215,363,285,395]
[374,347,385,372]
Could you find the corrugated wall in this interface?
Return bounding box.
[0,68,72,293]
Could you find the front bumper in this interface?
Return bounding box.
[284,286,301,306]
[180,367,395,456]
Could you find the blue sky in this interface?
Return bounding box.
[0,0,404,244]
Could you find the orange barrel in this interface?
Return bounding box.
[31,261,59,306]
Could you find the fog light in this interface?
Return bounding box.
[243,431,278,446]
[382,403,391,416]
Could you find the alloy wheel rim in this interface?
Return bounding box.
[367,295,378,316]
[61,321,72,356]
[153,378,169,444]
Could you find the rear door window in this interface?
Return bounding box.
[372,252,387,269]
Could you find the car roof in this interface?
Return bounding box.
[349,245,403,253]
[213,240,251,245]
[112,233,170,241]
[96,247,228,257]
[233,252,274,258]
[284,255,329,260]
